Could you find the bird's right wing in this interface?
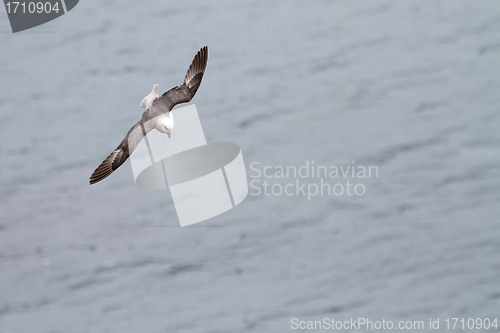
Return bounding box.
[89,145,129,185]
[89,118,149,185]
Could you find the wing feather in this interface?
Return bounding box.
[184,46,208,88]
[150,46,208,115]
[89,148,128,184]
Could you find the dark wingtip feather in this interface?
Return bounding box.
[184,46,208,88]
[89,148,127,185]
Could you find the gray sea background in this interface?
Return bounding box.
[1,1,500,332]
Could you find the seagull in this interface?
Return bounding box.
[89,46,208,185]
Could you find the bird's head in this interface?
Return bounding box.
[155,112,175,138]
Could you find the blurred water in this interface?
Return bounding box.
[1,1,500,332]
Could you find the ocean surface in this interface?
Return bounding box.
[1,1,500,332]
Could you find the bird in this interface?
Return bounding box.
[89,46,208,185]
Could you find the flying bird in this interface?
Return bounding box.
[89,46,208,185]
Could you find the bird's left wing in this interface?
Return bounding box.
[150,46,208,115]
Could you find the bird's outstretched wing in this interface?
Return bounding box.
[150,46,208,115]
[89,121,141,185]
[184,45,208,90]
[89,146,129,185]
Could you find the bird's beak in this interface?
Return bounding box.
[167,133,171,138]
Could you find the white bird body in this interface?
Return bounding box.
[154,111,174,137]
[141,84,175,137]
